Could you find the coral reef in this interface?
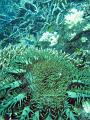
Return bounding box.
[0,0,90,120]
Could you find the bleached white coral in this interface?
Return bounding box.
[39,32,59,47]
[65,8,84,28]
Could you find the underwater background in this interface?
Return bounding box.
[0,0,90,120]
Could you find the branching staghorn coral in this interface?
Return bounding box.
[0,45,90,119]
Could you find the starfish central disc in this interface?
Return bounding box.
[31,59,74,108]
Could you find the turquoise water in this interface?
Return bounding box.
[0,0,90,120]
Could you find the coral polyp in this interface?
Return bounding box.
[0,45,90,119]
